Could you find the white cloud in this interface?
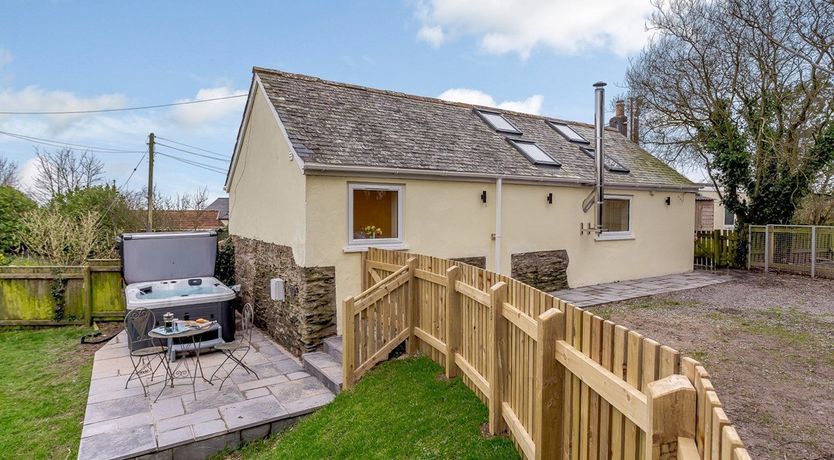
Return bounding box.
[438,88,543,114]
[417,25,446,47]
[414,0,654,58]
[0,48,12,70]
[169,87,247,128]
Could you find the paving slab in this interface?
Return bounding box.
[79,327,334,460]
[550,270,733,307]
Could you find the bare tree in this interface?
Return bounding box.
[626,0,834,225]
[31,148,105,201]
[0,156,18,187]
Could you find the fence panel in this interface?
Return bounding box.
[694,230,739,269]
[749,224,834,278]
[0,260,124,326]
[346,248,748,460]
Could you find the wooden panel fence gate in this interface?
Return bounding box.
[343,248,749,460]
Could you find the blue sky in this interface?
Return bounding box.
[1,0,692,201]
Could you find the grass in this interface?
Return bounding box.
[224,357,519,460]
[0,326,95,459]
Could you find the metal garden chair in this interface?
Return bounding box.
[124,307,169,397]
[209,303,260,389]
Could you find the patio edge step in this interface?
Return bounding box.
[302,351,342,394]
[323,335,342,363]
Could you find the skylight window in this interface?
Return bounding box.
[475,110,521,134]
[508,139,561,166]
[547,121,589,144]
[581,147,630,173]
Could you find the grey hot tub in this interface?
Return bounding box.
[120,231,236,353]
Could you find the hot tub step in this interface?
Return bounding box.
[302,351,342,394]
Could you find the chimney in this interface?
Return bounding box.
[594,82,606,234]
[608,99,628,137]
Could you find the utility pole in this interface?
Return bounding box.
[147,132,155,232]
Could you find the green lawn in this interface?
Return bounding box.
[225,357,519,460]
[0,326,95,459]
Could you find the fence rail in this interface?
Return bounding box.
[343,248,749,460]
[749,224,834,278]
[694,230,740,269]
[0,260,124,326]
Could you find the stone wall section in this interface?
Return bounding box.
[510,250,570,292]
[450,256,487,269]
[233,236,336,355]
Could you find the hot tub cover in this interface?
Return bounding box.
[119,231,218,284]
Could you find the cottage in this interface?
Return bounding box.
[695,183,737,231]
[225,67,697,354]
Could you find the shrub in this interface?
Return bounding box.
[21,207,114,265]
[0,186,36,254]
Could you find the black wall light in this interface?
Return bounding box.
[481,191,487,203]
[665,196,671,206]
[546,192,553,204]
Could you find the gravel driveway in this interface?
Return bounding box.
[591,271,834,460]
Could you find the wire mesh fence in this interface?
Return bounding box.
[749,224,834,278]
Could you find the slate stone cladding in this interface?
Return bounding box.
[450,256,487,269]
[233,236,336,356]
[510,250,570,292]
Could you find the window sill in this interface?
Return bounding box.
[595,233,635,242]
[343,242,409,253]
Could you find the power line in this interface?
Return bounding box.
[155,136,228,157]
[0,94,247,115]
[156,151,226,174]
[155,142,228,162]
[96,152,147,227]
[0,130,145,153]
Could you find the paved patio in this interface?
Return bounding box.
[78,328,334,460]
[550,270,734,307]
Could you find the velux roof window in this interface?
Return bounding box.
[581,147,630,173]
[508,139,560,166]
[547,121,589,144]
[475,109,521,134]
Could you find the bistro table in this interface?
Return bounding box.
[148,322,220,402]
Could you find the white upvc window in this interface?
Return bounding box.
[347,183,405,249]
[723,207,736,228]
[596,194,634,241]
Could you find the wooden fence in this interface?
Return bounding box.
[0,260,125,326]
[343,248,749,460]
[694,230,739,269]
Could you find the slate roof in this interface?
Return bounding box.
[206,197,229,220]
[251,67,694,189]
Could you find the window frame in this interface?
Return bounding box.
[580,147,630,174]
[723,207,735,228]
[507,139,561,166]
[347,182,405,248]
[547,120,590,144]
[596,194,634,241]
[474,109,522,135]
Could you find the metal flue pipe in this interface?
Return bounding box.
[593,81,606,234]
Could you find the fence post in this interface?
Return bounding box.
[489,281,508,435]
[712,229,721,269]
[406,257,418,354]
[811,226,817,278]
[83,264,93,326]
[764,225,770,272]
[747,225,752,270]
[342,296,356,390]
[444,265,461,379]
[360,250,368,291]
[534,308,564,460]
[645,374,696,460]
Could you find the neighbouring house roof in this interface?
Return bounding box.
[132,210,225,231]
[696,194,715,201]
[229,67,696,191]
[206,197,229,220]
